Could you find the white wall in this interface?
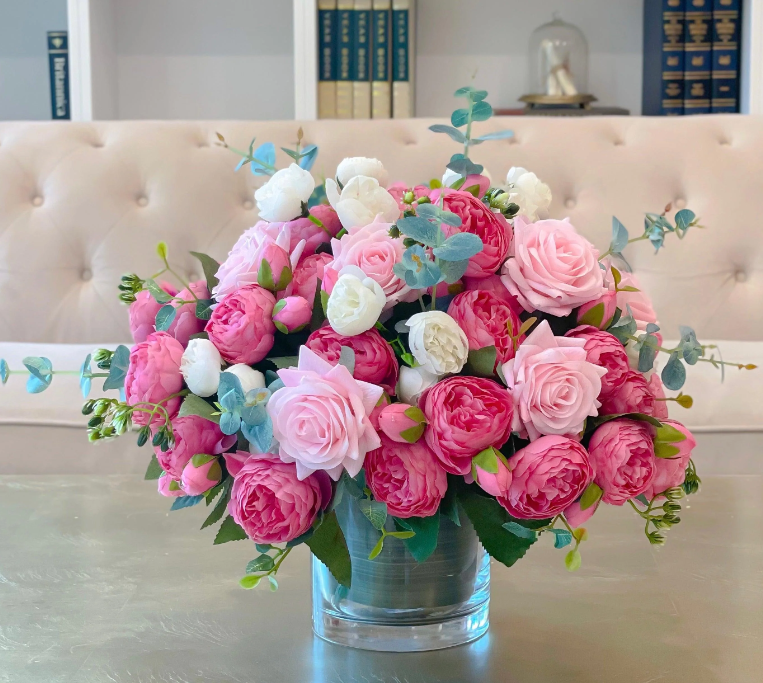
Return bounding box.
[415,0,644,116]
[0,0,68,120]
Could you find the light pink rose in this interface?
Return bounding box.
[125,331,185,427]
[181,456,222,496]
[464,274,524,318]
[305,326,399,394]
[599,369,657,416]
[272,296,311,333]
[377,402,420,443]
[474,456,513,498]
[129,281,178,343]
[648,375,669,419]
[205,284,276,365]
[422,376,513,475]
[285,252,334,302]
[587,418,656,505]
[501,216,606,315]
[564,325,630,396]
[228,453,332,544]
[267,346,384,480]
[168,280,208,346]
[154,414,236,479]
[563,498,600,528]
[501,435,594,520]
[612,269,659,333]
[282,205,342,258]
[365,435,448,518]
[503,321,607,441]
[642,420,696,499]
[157,475,184,498]
[576,290,618,330]
[447,290,523,365]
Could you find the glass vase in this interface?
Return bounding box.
[312,497,490,652]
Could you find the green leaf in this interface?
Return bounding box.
[399,424,425,443]
[103,345,130,391]
[179,394,220,424]
[239,575,262,589]
[267,356,299,370]
[396,512,439,563]
[662,352,687,391]
[446,157,484,176]
[268,575,278,591]
[310,278,326,332]
[257,259,276,291]
[579,482,603,511]
[439,482,461,526]
[246,554,275,573]
[201,483,231,529]
[403,405,426,423]
[428,124,467,143]
[156,241,169,261]
[432,232,483,261]
[438,258,470,285]
[191,453,216,467]
[674,209,695,234]
[577,302,605,328]
[213,515,248,544]
[368,535,385,560]
[471,100,493,121]
[170,495,204,511]
[23,356,53,383]
[0,359,8,384]
[656,423,687,444]
[472,446,500,474]
[550,529,573,549]
[144,454,163,480]
[155,304,177,332]
[305,511,352,588]
[611,217,629,254]
[338,346,356,376]
[190,251,221,291]
[502,521,537,540]
[195,298,215,321]
[451,108,470,127]
[565,548,582,572]
[467,346,497,377]
[145,279,173,303]
[358,498,388,531]
[654,442,681,459]
[638,335,659,373]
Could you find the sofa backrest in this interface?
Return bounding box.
[0,116,760,343]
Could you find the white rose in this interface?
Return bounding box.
[405,311,469,375]
[506,167,552,221]
[441,168,461,188]
[326,266,386,336]
[254,163,315,222]
[336,157,389,188]
[325,175,400,230]
[397,365,440,405]
[223,364,266,395]
[180,339,223,397]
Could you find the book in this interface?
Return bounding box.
[711,0,741,112]
[372,0,392,118]
[317,0,338,119]
[684,0,712,114]
[47,31,70,120]
[336,0,354,118]
[643,0,686,115]
[392,0,415,118]
[352,0,372,118]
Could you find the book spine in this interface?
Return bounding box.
[317,0,338,119]
[658,0,686,115]
[353,0,372,118]
[336,0,354,119]
[372,0,392,118]
[684,0,712,114]
[47,31,70,120]
[711,0,741,112]
[392,0,414,118]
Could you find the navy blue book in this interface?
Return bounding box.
[711,0,742,113]
[336,0,354,118]
[684,0,712,114]
[371,0,392,118]
[47,31,70,120]
[317,1,338,119]
[643,0,685,115]
[352,0,372,118]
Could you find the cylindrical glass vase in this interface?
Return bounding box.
[312,497,490,652]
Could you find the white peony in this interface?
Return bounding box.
[336,157,389,188]
[506,167,552,221]
[441,168,461,188]
[405,311,469,375]
[223,364,266,395]
[254,163,315,222]
[326,266,386,336]
[397,364,440,405]
[325,175,400,230]
[180,339,223,397]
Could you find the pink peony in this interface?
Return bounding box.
[501,435,594,519]
[577,290,618,330]
[365,435,448,518]
[205,284,276,365]
[267,346,384,480]
[128,281,178,343]
[501,216,606,315]
[421,376,513,475]
[599,370,657,416]
[587,418,656,505]
[157,475,184,498]
[168,280,208,346]
[376,402,421,443]
[564,325,630,396]
[563,498,600,528]
[272,296,312,333]
[613,269,659,333]
[503,321,607,441]
[155,415,236,479]
[447,290,523,365]
[181,456,222,496]
[282,205,342,258]
[474,456,513,498]
[648,375,669,419]
[125,331,185,427]
[433,189,512,279]
[463,274,524,318]
[387,182,430,211]
[305,326,399,394]
[285,252,334,302]
[642,420,696,499]
[228,453,331,544]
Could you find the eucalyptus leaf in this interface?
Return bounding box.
[195,298,214,321]
[550,529,573,549]
[474,129,514,142]
[0,359,8,384]
[103,345,130,391]
[428,124,467,143]
[170,495,204,511]
[432,232,483,261]
[451,108,470,127]
[471,100,493,121]
[251,142,275,175]
[662,352,687,391]
[438,258,470,284]
[338,346,356,376]
[611,217,629,254]
[154,305,177,332]
[396,215,443,247]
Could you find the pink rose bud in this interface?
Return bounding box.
[563,498,600,528]
[258,242,292,292]
[272,296,312,333]
[158,475,184,498]
[642,420,696,500]
[472,447,512,498]
[180,455,222,496]
[128,281,178,343]
[377,403,425,443]
[168,280,209,346]
[577,290,618,330]
[462,173,491,198]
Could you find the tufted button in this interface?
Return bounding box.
[720,139,731,146]
[614,139,624,146]
[405,140,416,146]
[509,136,519,145]
[81,268,92,282]
[565,198,576,209]
[674,197,687,209]
[91,140,104,148]
[243,200,254,210]
[734,269,748,283]
[137,195,148,207]
[31,195,43,207]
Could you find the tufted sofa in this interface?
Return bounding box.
[0,116,761,474]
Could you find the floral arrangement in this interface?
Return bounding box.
[3,87,755,591]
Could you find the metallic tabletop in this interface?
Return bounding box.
[0,475,761,683]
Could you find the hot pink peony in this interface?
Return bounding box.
[282,205,342,258]
[154,414,236,479]
[205,284,276,365]
[463,274,524,317]
[501,216,606,315]
[305,326,399,394]
[267,346,384,480]
[376,402,421,443]
[124,331,185,427]
[564,325,630,396]
[285,252,334,302]
[599,370,657,416]
[503,321,607,441]
[421,376,513,475]
[181,456,222,496]
[648,374,669,419]
[128,281,177,343]
[587,418,656,505]
[168,280,209,346]
[272,296,312,333]
[642,420,696,499]
[365,435,448,518]
[447,290,523,365]
[157,475,184,498]
[501,435,594,519]
[227,453,331,544]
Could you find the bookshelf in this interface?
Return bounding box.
[53,0,763,121]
